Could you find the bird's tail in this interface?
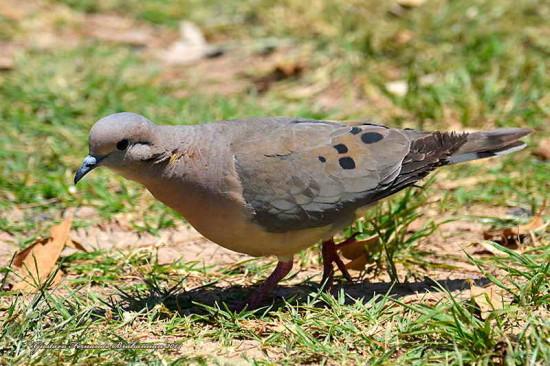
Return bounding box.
[448,128,533,165]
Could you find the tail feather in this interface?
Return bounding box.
[448,128,532,165]
[373,127,532,203]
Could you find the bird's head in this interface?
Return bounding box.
[74,112,159,184]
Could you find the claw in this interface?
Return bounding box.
[321,238,354,290]
[244,259,293,309]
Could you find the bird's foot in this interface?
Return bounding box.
[321,238,355,290]
[243,259,293,309]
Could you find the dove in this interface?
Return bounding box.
[75,112,532,307]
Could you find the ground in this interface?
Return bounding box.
[0,0,549,364]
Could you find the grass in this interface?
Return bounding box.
[1,0,549,364]
[2,244,548,364]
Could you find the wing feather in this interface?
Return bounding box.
[232,118,410,232]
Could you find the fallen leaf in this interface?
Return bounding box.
[482,229,523,249]
[65,238,88,252]
[515,207,547,234]
[340,234,379,270]
[344,255,369,271]
[159,21,224,65]
[477,240,507,256]
[252,61,305,93]
[470,284,505,320]
[11,215,78,292]
[482,204,548,249]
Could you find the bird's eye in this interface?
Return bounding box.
[116,139,129,150]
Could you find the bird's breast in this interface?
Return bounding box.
[141,159,334,258]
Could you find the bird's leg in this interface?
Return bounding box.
[321,238,354,290]
[245,259,293,309]
[321,240,335,288]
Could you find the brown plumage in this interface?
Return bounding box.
[75,113,532,308]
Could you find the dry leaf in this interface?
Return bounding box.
[159,21,223,65]
[470,285,505,319]
[478,240,507,256]
[344,255,369,271]
[65,238,88,252]
[482,205,548,249]
[340,234,379,271]
[11,215,75,292]
[514,209,547,234]
[253,61,305,93]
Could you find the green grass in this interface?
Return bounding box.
[1,0,549,364]
[2,243,548,364]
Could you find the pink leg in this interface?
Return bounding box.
[321,239,354,290]
[245,259,293,309]
[321,240,335,287]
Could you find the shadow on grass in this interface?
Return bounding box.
[98,276,490,317]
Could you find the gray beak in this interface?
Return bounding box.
[74,155,101,184]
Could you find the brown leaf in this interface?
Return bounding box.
[253,61,305,93]
[515,207,547,233]
[477,241,507,256]
[340,234,378,271]
[482,229,524,249]
[470,285,505,320]
[482,204,548,249]
[65,238,88,252]
[344,254,369,271]
[11,215,74,292]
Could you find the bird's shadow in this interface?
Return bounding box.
[95,276,490,318]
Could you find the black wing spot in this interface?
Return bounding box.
[333,143,348,154]
[361,132,384,144]
[350,127,361,135]
[318,156,327,163]
[339,157,356,170]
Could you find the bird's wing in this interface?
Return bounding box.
[231,118,415,232]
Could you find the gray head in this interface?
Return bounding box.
[74,113,160,184]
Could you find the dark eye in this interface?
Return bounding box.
[116,139,129,150]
